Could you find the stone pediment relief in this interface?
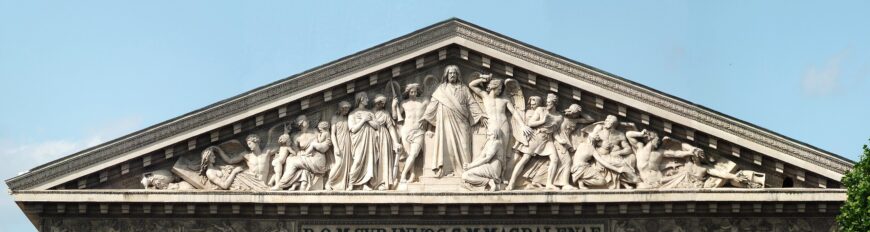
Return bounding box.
[133,63,768,193]
[6,19,851,193]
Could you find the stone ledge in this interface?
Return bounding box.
[12,188,845,204]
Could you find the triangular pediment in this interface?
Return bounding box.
[6,18,853,193]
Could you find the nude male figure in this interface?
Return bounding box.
[392,83,430,182]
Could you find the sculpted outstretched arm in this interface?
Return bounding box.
[625,130,645,148]
[613,140,634,157]
[661,149,695,158]
[505,102,525,127]
[706,168,736,179]
[506,101,533,136]
[421,99,439,125]
[212,146,244,164]
[207,168,241,190]
[467,141,500,170]
[468,78,487,97]
[578,113,596,124]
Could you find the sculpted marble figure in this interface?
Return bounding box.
[550,104,595,189]
[461,129,505,191]
[656,140,751,189]
[421,65,484,176]
[326,101,353,190]
[468,73,532,158]
[571,115,640,189]
[199,140,270,191]
[272,115,330,191]
[507,93,564,190]
[141,169,194,190]
[625,129,673,189]
[267,131,292,187]
[371,94,403,189]
[392,84,430,183]
[347,92,382,190]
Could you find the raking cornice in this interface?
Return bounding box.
[5,18,852,191]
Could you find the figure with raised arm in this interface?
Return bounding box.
[468,73,532,156]
[507,93,564,190]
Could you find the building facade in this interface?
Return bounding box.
[7,19,852,232]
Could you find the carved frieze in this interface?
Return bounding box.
[7,19,849,193]
[139,66,766,192]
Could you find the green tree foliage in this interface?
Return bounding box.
[837,139,870,231]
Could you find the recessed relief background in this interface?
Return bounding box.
[137,63,766,192]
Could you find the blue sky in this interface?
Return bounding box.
[2,1,869,230]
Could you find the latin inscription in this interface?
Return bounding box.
[302,224,604,232]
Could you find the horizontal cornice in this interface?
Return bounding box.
[5,18,853,191]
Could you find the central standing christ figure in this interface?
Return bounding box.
[421,65,484,177]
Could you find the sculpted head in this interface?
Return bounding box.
[564,104,582,117]
[278,134,291,146]
[295,115,309,130]
[487,78,504,95]
[545,93,558,109]
[246,134,261,150]
[690,147,707,163]
[317,121,330,132]
[199,148,216,174]
[645,130,660,149]
[354,92,369,108]
[443,65,461,83]
[403,83,421,99]
[337,101,352,115]
[373,94,387,110]
[604,115,618,129]
[528,96,541,109]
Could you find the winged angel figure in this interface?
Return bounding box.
[465,72,532,190]
[170,122,294,191]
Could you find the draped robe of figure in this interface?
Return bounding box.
[326,115,353,190]
[205,165,269,191]
[371,109,397,188]
[348,109,380,189]
[462,136,505,188]
[519,108,563,187]
[571,125,639,189]
[277,131,329,189]
[422,82,483,176]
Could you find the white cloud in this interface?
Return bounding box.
[1,116,143,177]
[801,51,847,96]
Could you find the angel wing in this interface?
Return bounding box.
[422,74,439,97]
[505,78,531,145]
[264,122,291,151]
[215,140,246,164]
[504,78,525,112]
[171,139,246,189]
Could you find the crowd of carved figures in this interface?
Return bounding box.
[143,65,766,191]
